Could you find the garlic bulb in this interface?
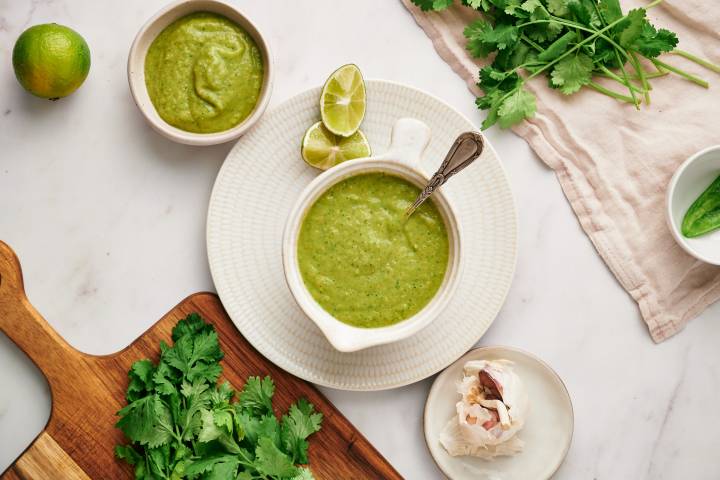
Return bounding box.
[440,359,529,459]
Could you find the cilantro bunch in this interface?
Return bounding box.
[412,0,720,129]
[114,314,322,480]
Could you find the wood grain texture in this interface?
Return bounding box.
[0,241,402,480]
[12,433,90,480]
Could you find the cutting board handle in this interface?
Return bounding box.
[0,241,78,378]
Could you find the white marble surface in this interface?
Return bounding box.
[1,0,719,478]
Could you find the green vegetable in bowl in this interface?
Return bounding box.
[114,313,322,480]
[682,174,720,238]
[411,0,720,130]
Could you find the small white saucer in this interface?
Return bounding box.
[424,346,573,480]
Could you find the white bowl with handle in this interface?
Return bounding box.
[282,118,464,352]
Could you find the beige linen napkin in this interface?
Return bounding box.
[401,0,720,341]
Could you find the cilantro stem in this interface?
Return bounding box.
[521,34,543,53]
[671,49,720,74]
[643,70,669,79]
[597,69,667,81]
[614,50,640,108]
[629,52,651,104]
[524,15,633,81]
[597,65,645,93]
[645,0,664,9]
[587,82,635,103]
[651,58,709,88]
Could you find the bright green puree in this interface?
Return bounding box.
[298,173,449,328]
[144,12,263,133]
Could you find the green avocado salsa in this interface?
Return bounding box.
[144,12,263,133]
[297,172,449,328]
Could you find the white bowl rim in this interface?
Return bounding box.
[665,144,720,265]
[281,118,464,352]
[127,0,274,146]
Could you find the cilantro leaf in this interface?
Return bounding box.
[292,468,316,480]
[547,0,568,15]
[239,376,275,416]
[171,312,210,342]
[116,395,174,447]
[487,23,519,51]
[551,53,594,94]
[521,0,542,13]
[463,0,491,9]
[198,408,223,442]
[526,7,563,42]
[598,0,622,23]
[206,459,240,480]
[184,454,238,476]
[152,361,178,396]
[160,328,223,383]
[498,87,536,128]
[615,8,646,48]
[566,0,591,25]
[127,359,155,403]
[255,437,298,478]
[281,399,323,463]
[464,20,496,58]
[464,20,519,58]
[632,22,678,58]
[114,445,142,465]
[411,0,455,10]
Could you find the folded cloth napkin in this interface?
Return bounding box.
[401,0,720,342]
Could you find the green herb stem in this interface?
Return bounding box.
[613,49,640,108]
[651,58,710,88]
[596,65,645,93]
[643,70,669,79]
[525,15,634,80]
[587,82,636,103]
[521,34,543,53]
[629,51,651,104]
[671,49,720,74]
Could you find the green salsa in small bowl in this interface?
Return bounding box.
[283,119,463,352]
[128,0,273,145]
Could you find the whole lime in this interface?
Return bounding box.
[12,23,91,100]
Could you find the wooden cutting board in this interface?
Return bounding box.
[0,241,402,480]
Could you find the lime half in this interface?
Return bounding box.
[302,121,371,170]
[320,64,366,137]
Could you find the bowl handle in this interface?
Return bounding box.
[377,118,431,168]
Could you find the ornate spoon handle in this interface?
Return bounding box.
[406,131,484,217]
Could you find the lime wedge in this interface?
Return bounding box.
[301,121,371,170]
[320,64,366,137]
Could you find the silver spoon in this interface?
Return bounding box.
[405,131,484,217]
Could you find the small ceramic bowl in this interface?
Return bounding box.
[127,0,273,146]
[282,118,464,352]
[666,145,720,265]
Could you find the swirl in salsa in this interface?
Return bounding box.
[144,12,263,133]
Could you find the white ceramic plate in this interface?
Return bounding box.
[424,347,573,480]
[206,80,517,390]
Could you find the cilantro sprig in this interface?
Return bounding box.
[412,0,720,129]
[115,314,322,480]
